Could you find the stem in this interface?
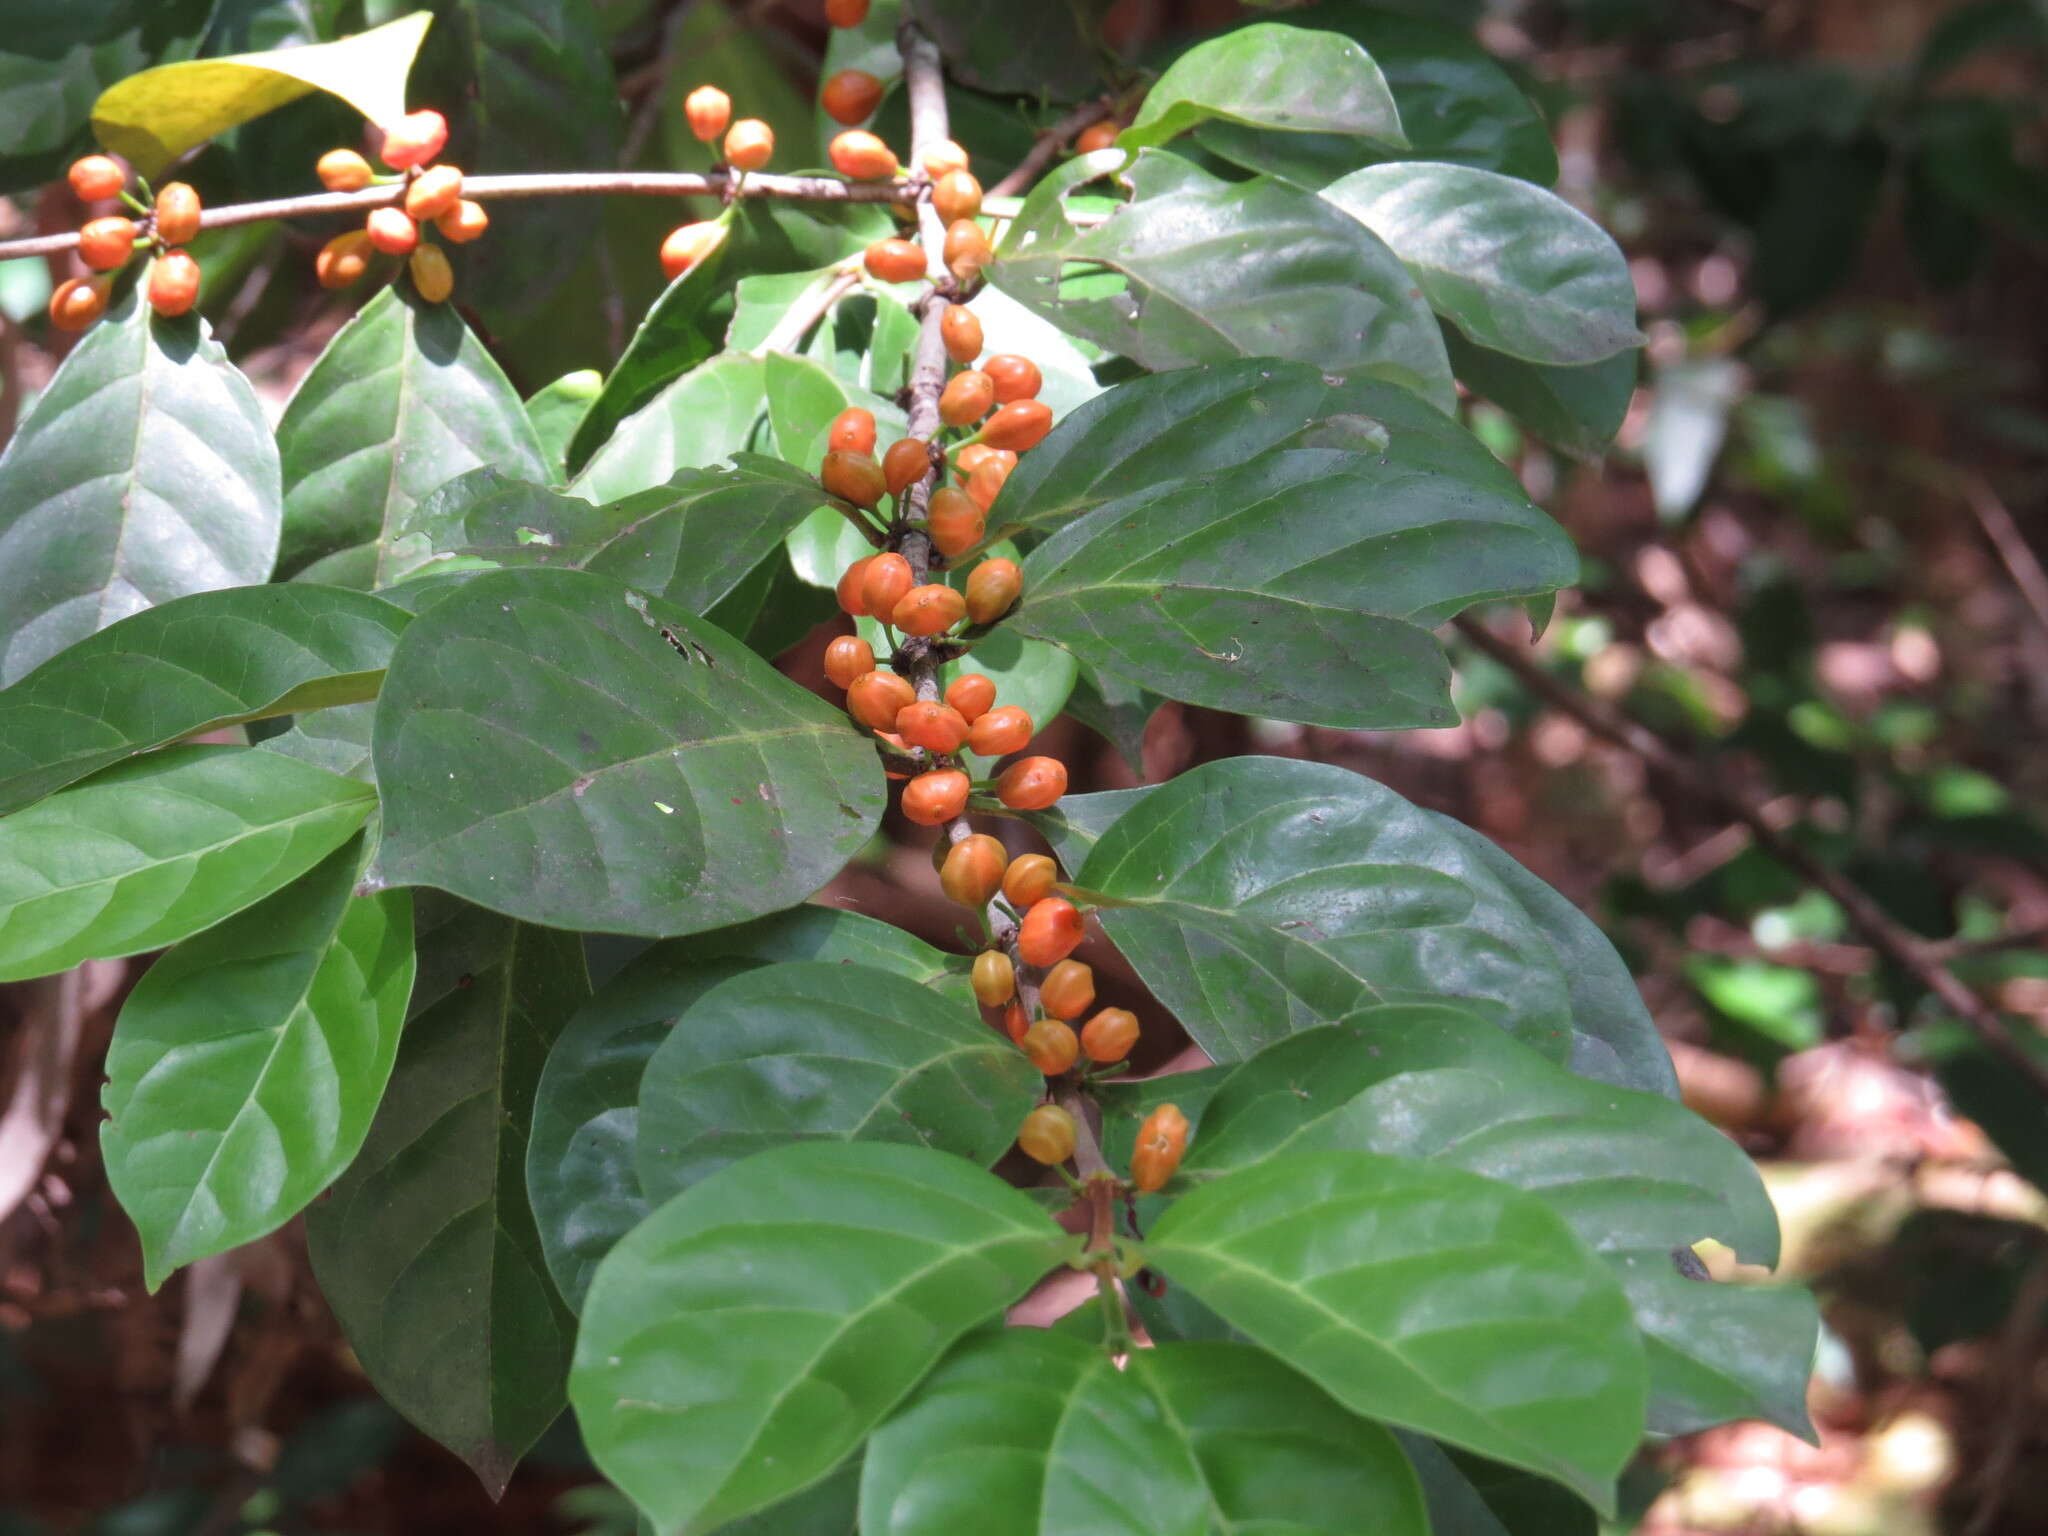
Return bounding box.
[986,96,1120,199]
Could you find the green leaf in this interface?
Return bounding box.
[1070,756,1574,1062]
[1147,1150,1646,1512]
[258,699,378,784]
[570,353,769,505]
[0,584,407,815]
[1394,1433,1596,1536]
[1443,328,1637,461]
[991,150,1454,410]
[566,254,732,477]
[904,0,1109,100]
[1012,446,1575,729]
[570,1141,1072,1533]
[1063,664,1161,774]
[89,11,430,175]
[527,370,603,486]
[1325,163,1643,365]
[767,355,903,593]
[529,905,963,1310]
[100,834,414,1290]
[635,960,1039,1203]
[1123,23,1406,154]
[275,286,549,584]
[0,744,377,982]
[372,567,882,936]
[305,898,588,1496]
[862,1330,1430,1535]
[0,284,281,686]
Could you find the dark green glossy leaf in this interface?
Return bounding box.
[372,568,882,936]
[274,286,548,583]
[1443,328,1637,461]
[635,960,1038,1203]
[529,905,963,1309]
[991,150,1454,409]
[904,0,1110,100]
[101,834,413,1289]
[1396,1433,1596,1536]
[570,1141,1073,1533]
[570,352,769,505]
[0,744,376,982]
[258,699,378,784]
[566,249,732,477]
[1148,1150,1646,1512]
[1063,664,1161,774]
[526,370,603,485]
[306,899,588,1496]
[0,285,281,686]
[0,584,406,814]
[1121,23,1405,153]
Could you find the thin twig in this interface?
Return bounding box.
[986,96,1119,199]
[1454,612,2048,1099]
[756,264,862,356]
[1960,473,2048,641]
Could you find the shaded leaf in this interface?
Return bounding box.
[904,0,1109,100]
[1063,664,1161,774]
[1443,328,1636,461]
[1121,23,1405,153]
[526,370,603,486]
[1395,1433,1597,1536]
[566,251,732,477]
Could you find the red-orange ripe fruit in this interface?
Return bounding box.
[77,216,136,272]
[1017,896,1084,967]
[971,949,1016,1007]
[824,0,870,24]
[940,303,982,364]
[1040,960,1094,1021]
[945,672,996,722]
[317,148,374,191]
[153,182,200,245]
[829,129,898,180]
[147,250,200,317]
[380,109,449,170]
[1132,1103,1190,1191]
[365,206,418,255]
[1002,997,1030,1042]
[821,449,886,508]
[940,833,1009,907]
[836,557,872,616]
[48,277,106,331]
[897,700,971,755]
[902,768,970,825]
[980,400,1055,452]
[1004,854,1057,909]
[954,442,998,477]
[404,164,464,221]
[983,353,1043,404]
[882,437,931,494]
[997,755,1067,811]
[1020,1018,1080,1076]
[684,85,732,143]
[966,557,1022,625]
[828,406,877,456]
[965,456,1011,511]
[1081,1007,1140,1064]
[926,486,984,558]
[823,635,874,690]
[659,218,723,279]
[967,705,1032,758]
[860,552,915,618]
[932,170,982,225]
[1075,120,1121,155]
[724,119,775,171]
[315,230,374,288]
[1017,1102,1078,1163]
[409,243,454,302]
[939,370,994,428]
[943,217,991,284]
[68,155,125,201]
[848,670,915,731]
[893,583,967,637]
[435,199,489,242]
[921,139,970,177]
[864,237,926,283]
[821,69,885,126]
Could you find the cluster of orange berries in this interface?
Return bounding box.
[311,109,485,303]
[48,156,203,331]
[1016,1101,1189,1191]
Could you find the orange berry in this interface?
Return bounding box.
[365,206,418,255]
[897,700,971,755]
[822,69,886,125]
[848,670,915,731]
[828,406,877,456]
[409,243,454,303]
[972,949,1017,1007]
[1017,896,1084,967]
[315,229,374,288]
[941,303,983,364]
[821,449,886,509]
[823,635,874,690]
[659,218,723,280]
[380,109,449,170]
[67,155,125,201]
[824,0,870,24]
[684,85,732,144]
[724,119,775,171]
[955,442,998,477]
[882,437,931,494]
[1075,120,1121,155]
[435,199,489,242]
[1081,1007,1140,1064]
[940,833,1008,907]
[48,277,106,331]
[921,139,970,178]
[404,164,463,220]
[864,237,926,283]
[980,399,1055,452]
[317,148,374,191]
[966,558,1022,625]
[1002,997,1030,1042]
[829,129,899,181]
[983,354,1042,404]
[943,218,991,284]
[146,250,200,317]
[965,456,1012,511]
[1018,1102,1078,1163]
[1004,854,1057,909]
[932,170,982,225]
[1132,1103,1190,1191]
[77,216,136,272]
[893,583,967,637]
[1020,1018,1080,1076]
[997,755,1067,811]
[967,705,1032,758]
[939,370,994,427]
[153,182,200,245]
[860,552,915,618]
[926,486,984,558]
[1040,960,1094,1021]
[945,672,996,722]
[836,557,872,616]
[902,768,970,825]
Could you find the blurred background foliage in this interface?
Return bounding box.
[2,0,2047,1532]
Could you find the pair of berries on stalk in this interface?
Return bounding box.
[312,109,484,302]
[659,84,778,279]
[51,156,203,330]
[1019,1102,1190,1193]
